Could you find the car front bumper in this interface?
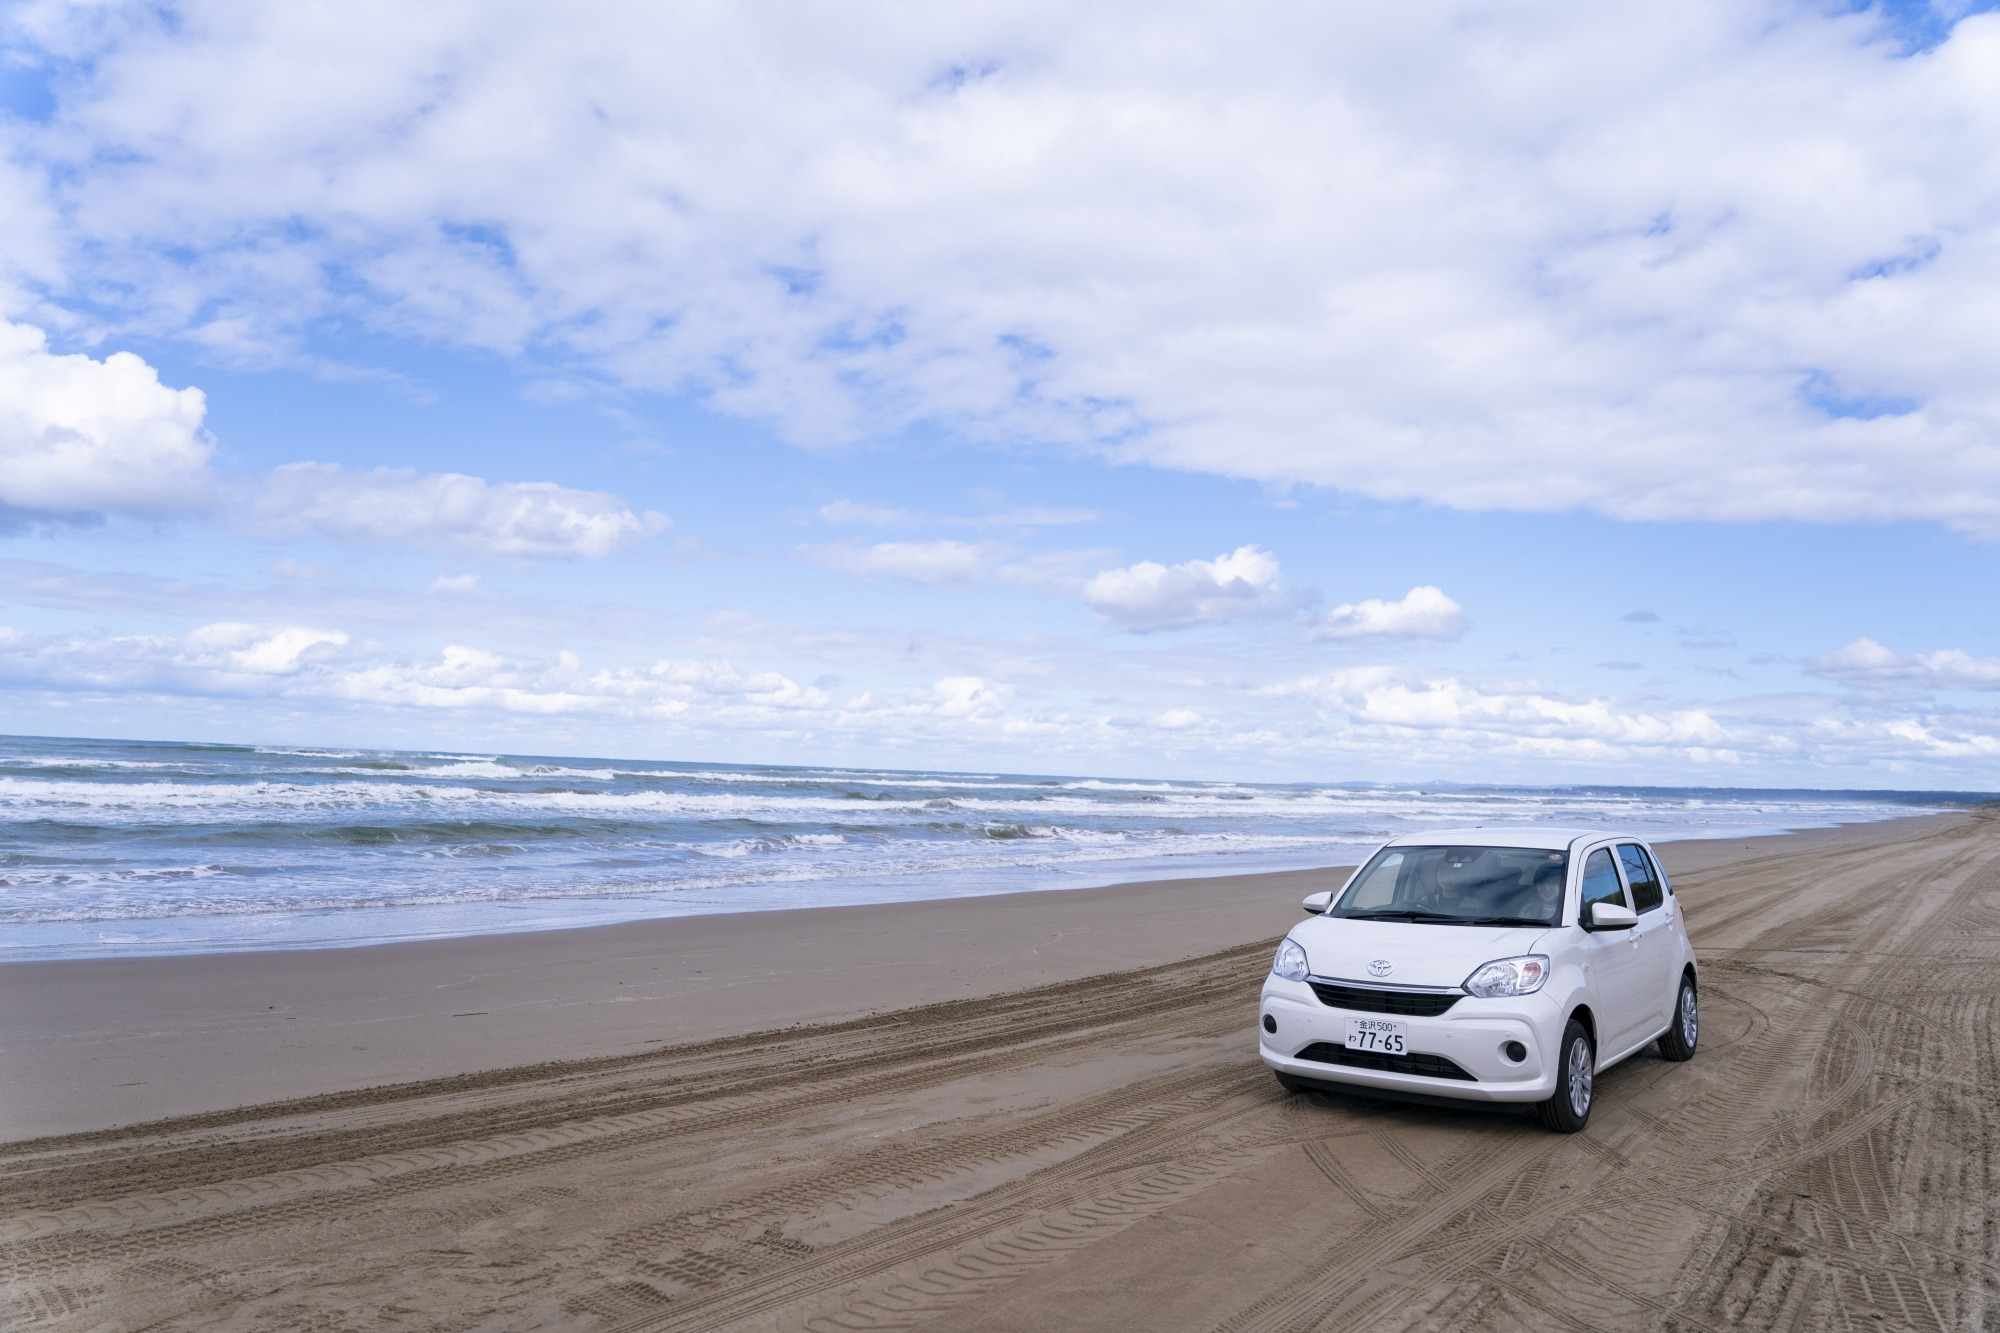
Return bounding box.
[1258,976,1566,1104]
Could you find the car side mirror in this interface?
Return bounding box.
[1301,890,1334,915]
[1588,901,1638,930]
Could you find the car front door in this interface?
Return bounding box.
[1616,842,1679,1033]
[1577,845,1649,1054]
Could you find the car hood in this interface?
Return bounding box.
[1289,916,1551,990]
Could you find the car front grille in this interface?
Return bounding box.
[1306,980,1461,1017]
[1293,1041,1476,1082]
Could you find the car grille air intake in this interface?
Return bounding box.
[1306,980,1461,1017]
[1294,1042,1476,1082]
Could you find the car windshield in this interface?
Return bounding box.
[1330,845,1569,926]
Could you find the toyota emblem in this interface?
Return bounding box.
[1368,959,1393,978]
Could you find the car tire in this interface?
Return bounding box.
[1536,1020,1595,1133]
[1657,975,1698,1062]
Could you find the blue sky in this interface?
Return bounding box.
[2,0,1999,785]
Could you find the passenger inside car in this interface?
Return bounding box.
[1502,862,1567,921]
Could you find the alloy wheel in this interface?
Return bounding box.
[1567,1035,1594,1118]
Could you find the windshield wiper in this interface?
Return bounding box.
[1336,908,1463,922]
[1335,909,1549,927]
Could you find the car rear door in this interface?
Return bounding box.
[1616,842,1679,1033]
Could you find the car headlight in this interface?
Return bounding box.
[1462,955,1550,998]
[1272,937,1310,982]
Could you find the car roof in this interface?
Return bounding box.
[1378,826,1641,852]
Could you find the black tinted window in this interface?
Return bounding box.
[1580,848,1626,918]
[1617,844,1664,913]
[1332,845,1569,925]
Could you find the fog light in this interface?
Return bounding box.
[1502,1040,1528,1063]
[1262,1014,1277,1034]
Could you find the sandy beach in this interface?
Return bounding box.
[3,809,1995,1330]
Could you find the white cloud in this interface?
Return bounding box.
[818,499,1099,528]
[1311,586,1466,641]
[1808,636,2000,690]
[802,539,999,584]
[924,675,1011,719]
[0,622,1044,743]
[0,621,828,719]
[429,572,480,594]
[1083,545,1282,631]
[0,321,664,556]
[181,623,350,675]
[818,500,918,526]
[1254,662,2000,772]
[14,5,2000,529]
[970,506,1101,529]
[0,320,211,517]
[0,621,348,693]
[244,463,668,559]
[9,618,2000,778]
[330,649,838,717]
[1264,666,1747,764]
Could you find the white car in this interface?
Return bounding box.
[1258,827,1699,1132]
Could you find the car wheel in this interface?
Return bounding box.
[1657,976,1698,1062]
[1536,1020,1595,1133]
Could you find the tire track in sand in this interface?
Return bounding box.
[6,815,1997,1333]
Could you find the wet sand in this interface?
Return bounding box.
[3,810,1995,1330]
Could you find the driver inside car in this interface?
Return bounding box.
[1420,855,1509,916]
[1410,859,1463,912]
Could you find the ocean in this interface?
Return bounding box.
[0,733,1970,959]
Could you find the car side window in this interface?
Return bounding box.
[1579,848,1626,920]
[1617,844,1665,913]
[1344,853,1404,908]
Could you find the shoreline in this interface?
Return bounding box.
[3,802,1972,965]
[0,811,1966,1141]
[0,847,1382,964]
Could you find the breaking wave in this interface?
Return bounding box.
[0,733,1956,958]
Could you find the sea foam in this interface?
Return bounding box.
[0,733,1955,958]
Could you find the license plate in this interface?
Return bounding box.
[1344,1017,1408,1055]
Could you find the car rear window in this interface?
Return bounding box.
[1333,845,1570,926]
